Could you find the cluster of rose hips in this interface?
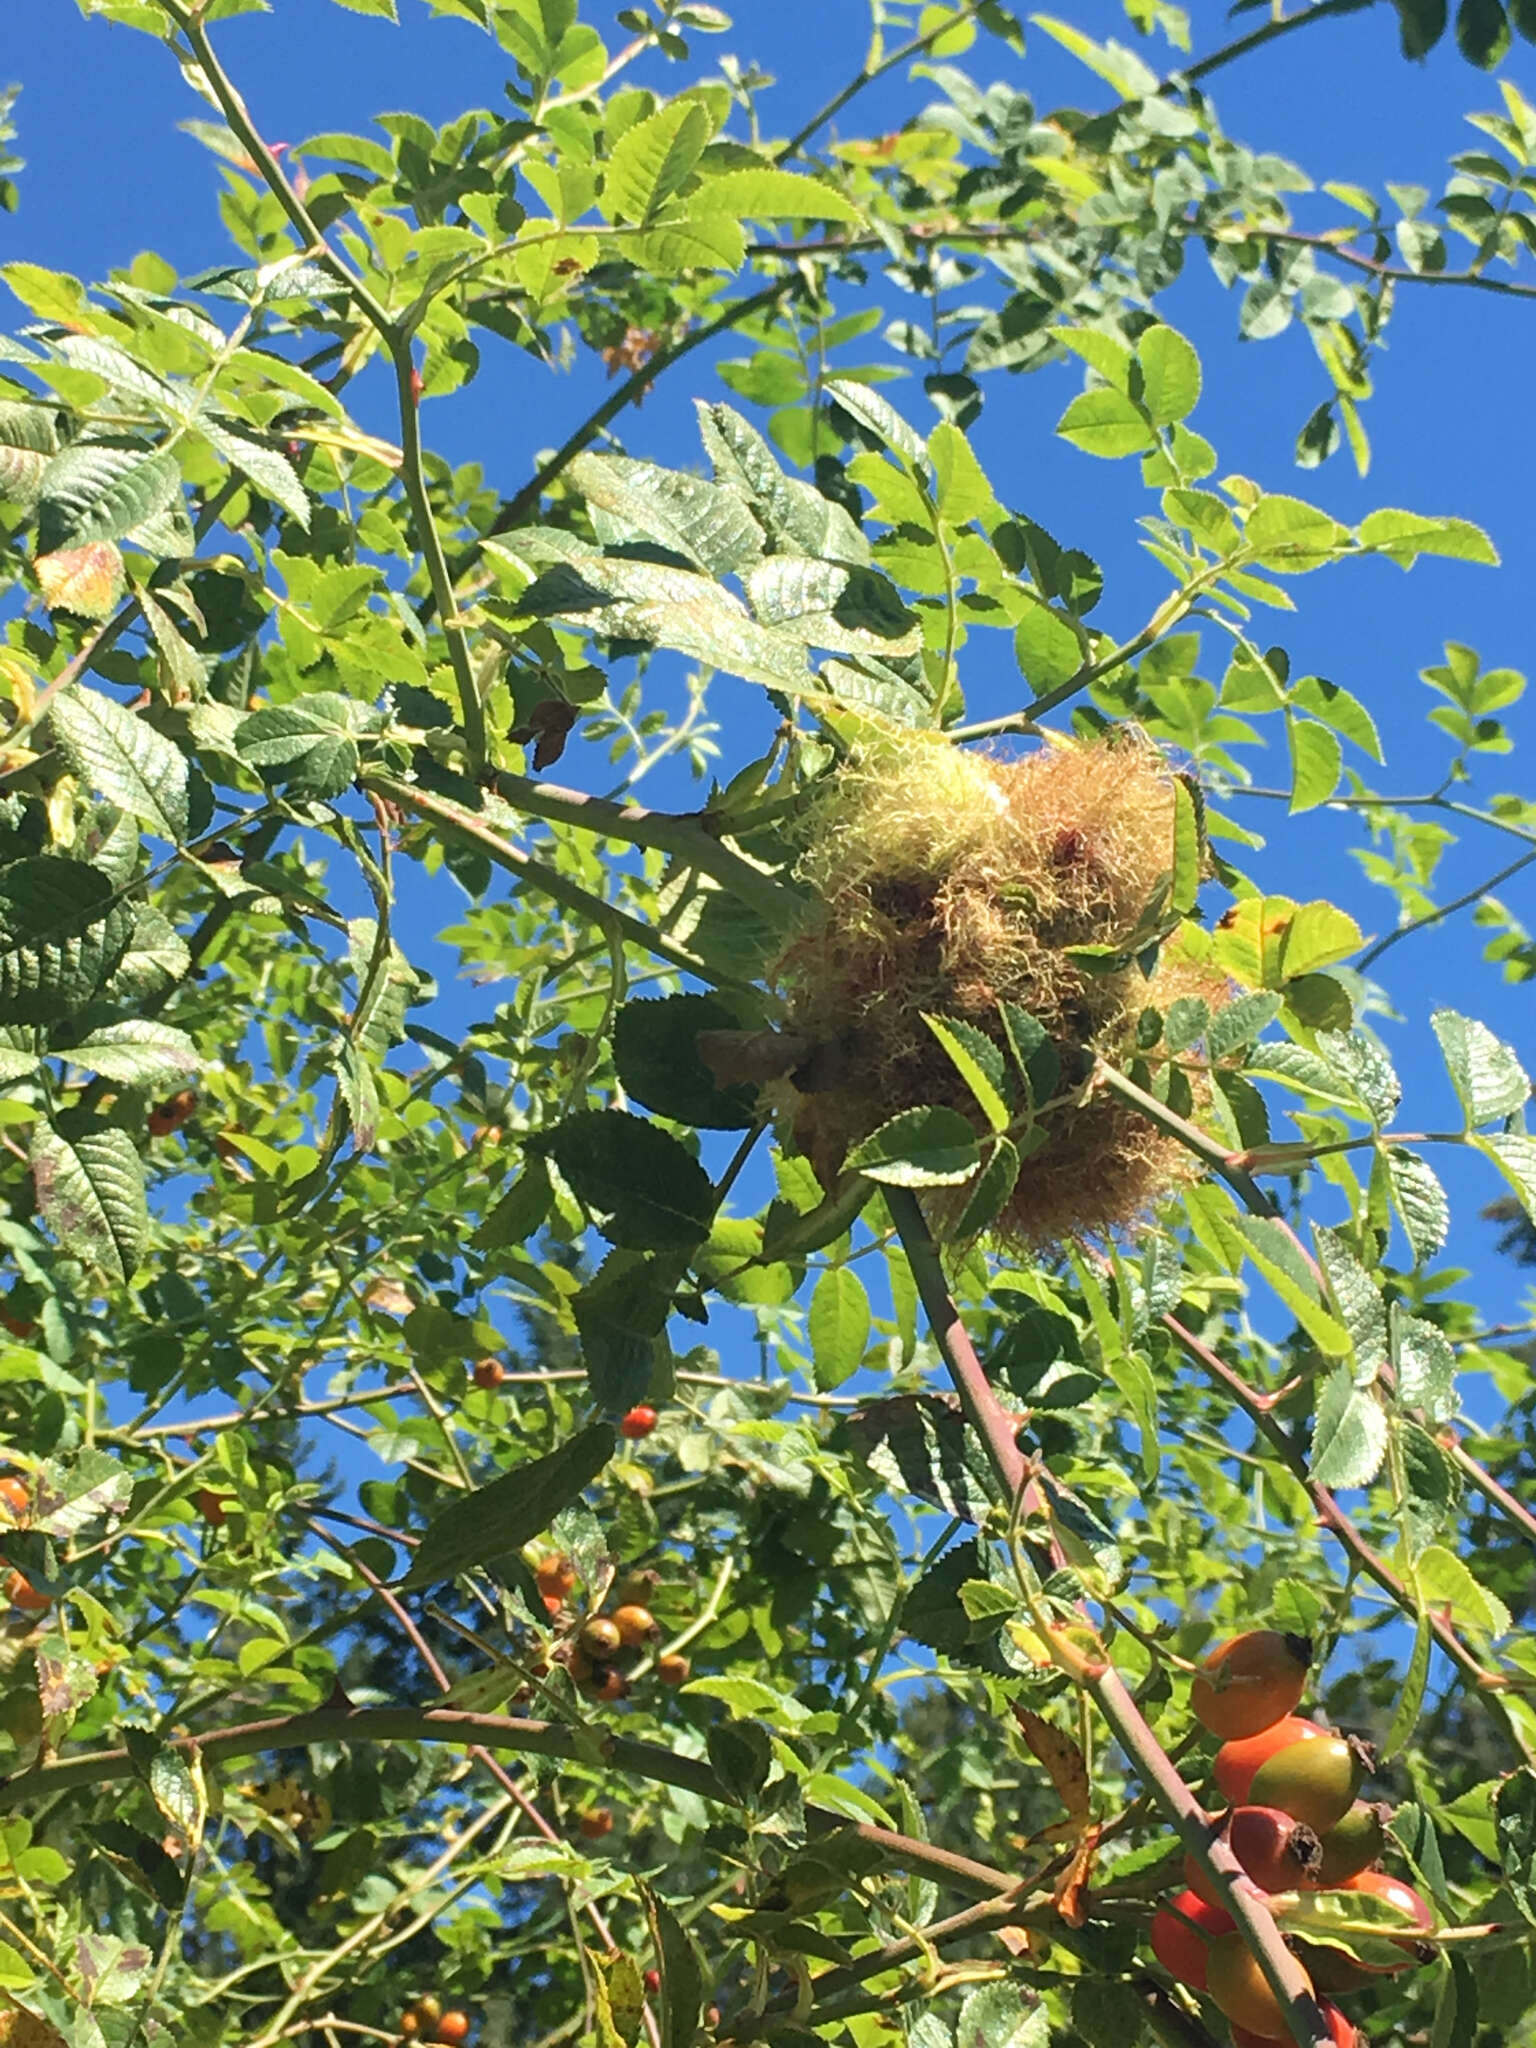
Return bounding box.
[397,1997,469,2046]
[1148,1630,1435,2045]
[531,1556,691,1700]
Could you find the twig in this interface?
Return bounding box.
[1439,1432,1536,1552]
[1094,1060,1278,1218]
[366,774,769,996]
[774,2,984,165]
[1356,846,1536,970]
[885,1193,1337,2048]
[1175,0,1379,87]
[471,767,792,921]
[161,0,483,759]
[1249,226,1536,302]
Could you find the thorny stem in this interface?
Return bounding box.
[881,1189,1028,1498]
[885,1193,1337,2048]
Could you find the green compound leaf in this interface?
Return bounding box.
[573,1250,676,1411]
[568,450,764,578]
[1494,1769,1536,1924]
[0,857,134,1023]
[58,1021,201,1088]
[953,1136,1021,1241]
[35,439,182,553]
[642,1883,706,2048]
[548,1110,714,1251]
[1310,1364,1388,1489]
[690,166,864,224]
[922,1013,1010,1132]
[1385,1147,1450,1262]
[402,1422,616,1588]
[1416,1542,1511,1638]
[1357,506,1498,567]
[848,1105,981,1186]
[1287,716,1342,813]
[825,378,928,467]
[601,101,711,225]
[236,692,382,800]
[1055,388,1157,460]
[1245,494,1350,573]
[29,1120,148,1282]
[808,1267,871,1390]
[1432,1008,1530,1127]
[613,995,760,1130]
[1136,324,1202,426]
[50,685,190,843]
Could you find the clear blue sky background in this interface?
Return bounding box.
[6,0,1535,1374]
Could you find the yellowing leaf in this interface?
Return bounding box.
[33,543,124,621]
[1211,895,1361,987]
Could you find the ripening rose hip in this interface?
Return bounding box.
[1184,1805,1322,1906]
[1213,1716,1329,1806]
[1205,1932,1313,2036]
[613,1604,658,1647]
[578,1616,623,1660]
[1312,1801,1389,1887]
[1148,1889,1233,1989]
[620,1405,658,1439]
[1247,1732,1366,1835]
[1230,2000,1355,2048]
[1191,1631,1311,1740]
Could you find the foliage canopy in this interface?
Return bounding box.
[1,4,1536,2048]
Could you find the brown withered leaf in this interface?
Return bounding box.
[508,697,578,770]
[697,1027,818,1087]
[363,1278,414,1318]
[1012,1705,1091,1824]
[1053,1820,1102,1929]
[0,2007,69,2048]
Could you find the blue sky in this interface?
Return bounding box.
[6,0,1536,1375]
